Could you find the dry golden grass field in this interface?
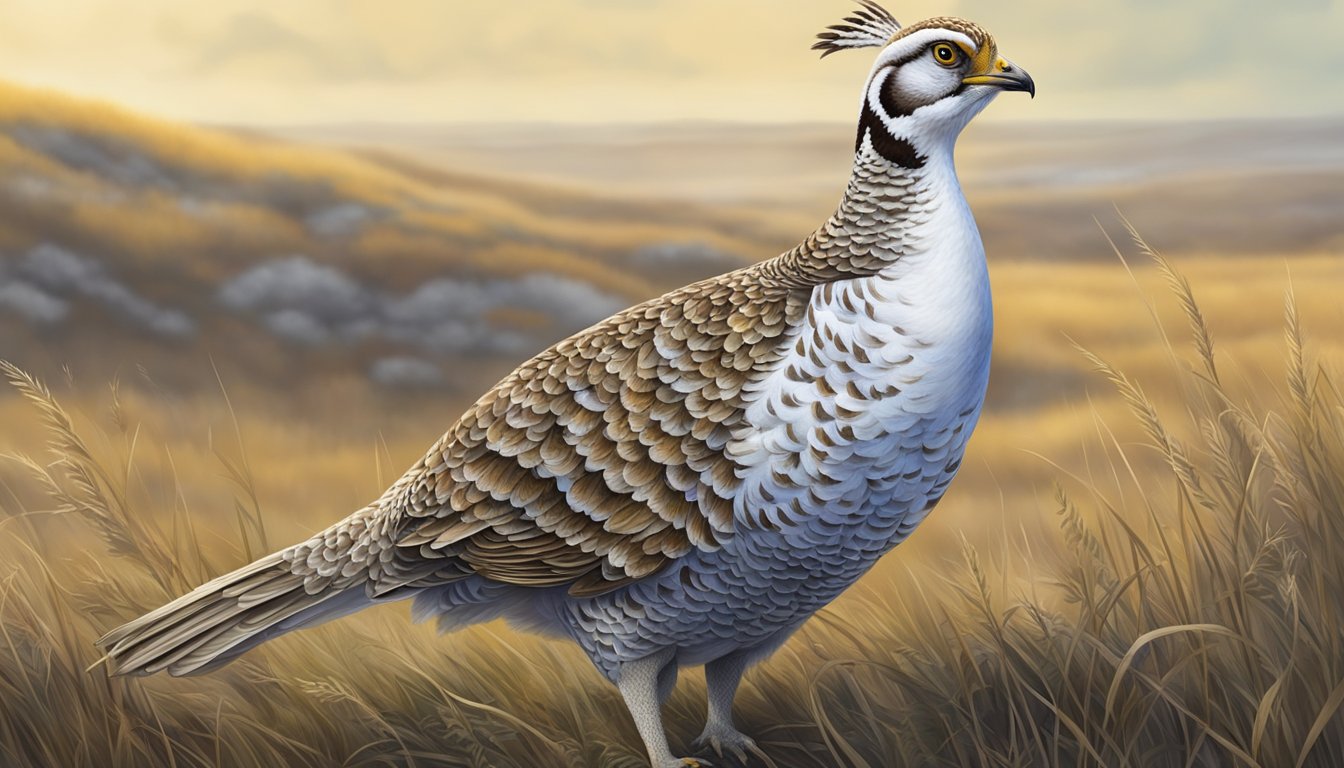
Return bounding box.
[1,80,1343,766]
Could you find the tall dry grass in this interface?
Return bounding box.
[1,233,1342,767]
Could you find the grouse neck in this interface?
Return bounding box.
[835,140,949,230]
[858,136,981,279]
[784,145,948,279]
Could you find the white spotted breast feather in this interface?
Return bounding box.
[729,167,993,562]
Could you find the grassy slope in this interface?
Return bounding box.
[0,80,764,284]
[2,244,1343,767]
[0,80,775,407]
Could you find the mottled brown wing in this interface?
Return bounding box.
[371,261,811,597]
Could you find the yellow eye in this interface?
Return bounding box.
[932,43,961,66]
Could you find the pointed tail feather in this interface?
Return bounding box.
[96,549,373,677]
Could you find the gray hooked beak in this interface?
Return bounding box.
[962,57,1035,98]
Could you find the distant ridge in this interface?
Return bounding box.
[0,79,757,396]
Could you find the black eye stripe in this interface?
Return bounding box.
[877,67,911,119]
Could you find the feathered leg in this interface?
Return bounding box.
[694,651,776,767]
[617,649,706,768]
[657,658,679,704]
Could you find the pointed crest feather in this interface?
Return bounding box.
[812,0,902,58]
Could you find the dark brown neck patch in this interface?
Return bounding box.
[856,100,925,169]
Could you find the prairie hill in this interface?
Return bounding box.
[286,117,1344,261]
[0,81,765,402]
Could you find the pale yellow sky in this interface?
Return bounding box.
[2,0,1342,126]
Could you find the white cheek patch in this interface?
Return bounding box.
[892,58,961,105]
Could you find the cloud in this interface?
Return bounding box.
[263,308,335,345]
[369,356,443,388]
[167,4,695,85]
[305,202,380,239]
[4,244,194,337]
[218,256,373,323]
[379,273,625,355]
[383,273,622,336]
[2,0,1343,124]
[217,255,626,358]
[0,280,68,324]
[186,11,403,81]
[972,0,1344,113]
[5,125,176,190]
[3,125,359,228]
[631,241,741,278]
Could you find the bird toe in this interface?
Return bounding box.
[693,727,773,767]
